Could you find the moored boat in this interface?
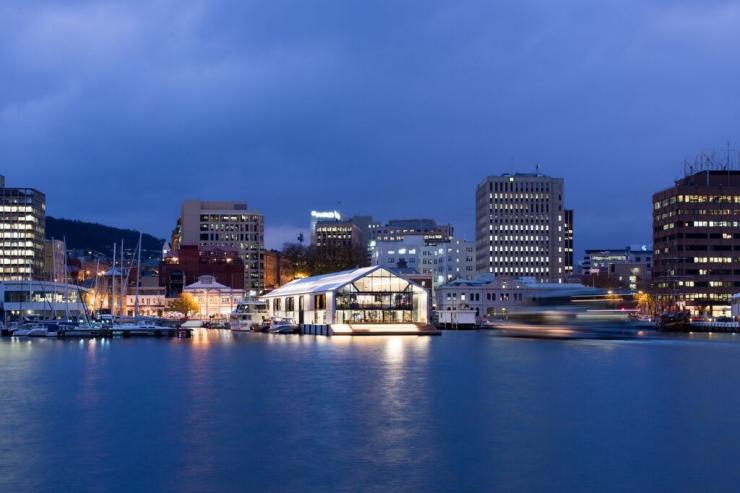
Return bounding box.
[230,298,269,332]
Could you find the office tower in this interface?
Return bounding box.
[475,173,566,282]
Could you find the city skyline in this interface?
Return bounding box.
[4,1,740,251]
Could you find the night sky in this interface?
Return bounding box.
[2,1,739,253]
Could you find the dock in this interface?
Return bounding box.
[301,323,441,336]
[1,327,193,338]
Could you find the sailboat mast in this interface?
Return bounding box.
[51,237,56,282]
[111,242,116,318]
[119,240,125,317]
[134,232,142,319]
[92,258,100,314]
[63,237,69,321]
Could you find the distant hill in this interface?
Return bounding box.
[46,216,165,255]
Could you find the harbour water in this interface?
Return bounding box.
[2,330,740,492]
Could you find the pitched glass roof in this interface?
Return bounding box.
[263,266,384,297]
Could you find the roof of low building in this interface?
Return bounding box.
[184,275,239,291]
[262,265,381,297]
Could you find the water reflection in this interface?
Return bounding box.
[4,332,740,492]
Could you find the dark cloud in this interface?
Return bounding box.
[2,0,739,251]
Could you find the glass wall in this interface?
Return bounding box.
[335,269,417,324]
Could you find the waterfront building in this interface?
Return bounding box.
[262,266,431,334]
[0,280,87,322]
[652,169,740,317]
[392,268,434,299]
[436,275,599,320]
[160,245,245,297]
[372,235,475,288]
[173,201,264,292]
[580,245,653,291]
[183,275,245,320]
[475,173,567,283]
[0,175,46,280]
[263,249,295,291]
[125,276,166,317]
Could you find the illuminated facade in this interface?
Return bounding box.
[0,175,46,280]
[125,285,166,318]
[310,210,342,243]
[262,266,430,332]
[653,170,740,317]
[183,275,245,320]
[475,173,566,282]
[0,280,87,322]
[314,221,362,249]
[580,246,653,291]
[436,275,599,319]
[313,214,374,250]
[175,201,264,292]
[564,209,574,275]
[369,219,454,244]
[372,235,475,287]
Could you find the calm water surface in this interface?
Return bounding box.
[2,330,740,492]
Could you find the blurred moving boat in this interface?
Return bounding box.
[487,310,647,340]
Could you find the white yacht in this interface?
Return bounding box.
[11,326,33,337]
[230,298,269,332]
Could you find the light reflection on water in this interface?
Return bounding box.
[2,331,740,493]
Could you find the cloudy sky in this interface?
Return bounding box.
[2,0,739,252]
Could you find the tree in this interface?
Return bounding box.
[282,242,310,278]
[281,241,371,278]
[396,258,408,269]
[636,292,656,316]
[167,292,200,318]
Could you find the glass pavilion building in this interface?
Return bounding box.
[262,266,435,335]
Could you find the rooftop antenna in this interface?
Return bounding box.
[535,163,540,174]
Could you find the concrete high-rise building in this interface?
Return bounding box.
[372,235,475,288]
[653,169,740,317]
[309,210,341,243]
[564,209,574,275]
[475,173,566,282]
[0,175,46,280]
[174,201,264,292]
[369,219,454,244]
[312,214,374,249]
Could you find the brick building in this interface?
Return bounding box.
[160,245,244,297]
[264,250,295,291]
